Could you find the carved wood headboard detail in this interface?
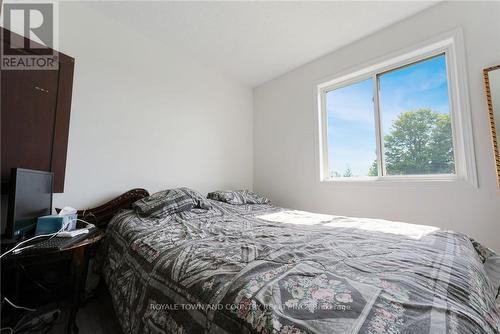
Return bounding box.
[56,188,149,228]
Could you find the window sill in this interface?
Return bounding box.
[319,174,474,187]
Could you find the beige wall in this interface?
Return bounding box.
[254,1,500,250]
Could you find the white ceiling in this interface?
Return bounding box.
[85,1,439,87]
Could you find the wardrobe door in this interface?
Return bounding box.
[1,69,60,189]
[1,27,74,193]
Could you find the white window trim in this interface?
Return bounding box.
[314,28,478,187]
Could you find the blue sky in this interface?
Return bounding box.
[326,54,450,177]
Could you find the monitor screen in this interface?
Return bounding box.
[5,168,53,240]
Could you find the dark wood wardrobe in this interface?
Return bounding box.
[1,27,75,193]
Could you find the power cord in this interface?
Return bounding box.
[0,219,93,332]
[13,309,60,334]
[0,218,94,259]
[3,294,63,333]
[3,297,36,312]
[0,227,65,259]
[3,287,63,333]
[77,218,94,228]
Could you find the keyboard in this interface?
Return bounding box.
[21,228,97,253]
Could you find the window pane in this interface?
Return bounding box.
[378,54,455,175]
[326,78,377,178]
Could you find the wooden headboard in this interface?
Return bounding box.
[57,188,149,228]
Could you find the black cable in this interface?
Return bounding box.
[13,309,60,334]
[12,313,31,332]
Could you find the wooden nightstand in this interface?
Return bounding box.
[1,229,105,334]
[1,189,149,333]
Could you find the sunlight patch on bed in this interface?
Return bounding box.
[257,210,440,239]
[325,218,440,239]
[257,210,334,226]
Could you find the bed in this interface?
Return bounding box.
[90,189,499,334]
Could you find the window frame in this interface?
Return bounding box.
[315,29,477,186]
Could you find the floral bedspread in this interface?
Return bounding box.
[100,200,500,334]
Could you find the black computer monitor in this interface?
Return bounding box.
[4,168,53,240]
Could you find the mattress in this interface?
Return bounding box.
[100,200,500,334]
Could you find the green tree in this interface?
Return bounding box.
[428,113,455,173]
[383,109,454,175]
[343,167,353,177]
[368,160,378,176]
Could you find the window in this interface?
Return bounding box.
[317,31,477,185]
[378,55,454,176]
[326,78,376,178]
